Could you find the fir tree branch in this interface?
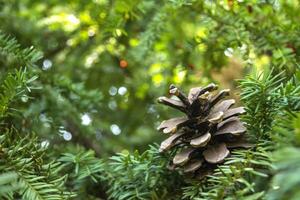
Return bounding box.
[0,68,38,119]
[0,129,72,199]
[0,172,19,199]
[103,145,184,200]
[0,31,43,68]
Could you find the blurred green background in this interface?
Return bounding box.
[1,0,299,157]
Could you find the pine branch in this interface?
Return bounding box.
[131,1,194,61]
[59,149,104,182]
[0,172,19,199]
[0,129,72,199]
[58,149,105,199]
[0,31,43,67]
[266,113,300,199]
[239,68,300,140]
[0,68,38,119]
[266,146,300,200]
[238,69,286,139]
[103,145,184,200]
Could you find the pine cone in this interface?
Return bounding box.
[157,84,250,178]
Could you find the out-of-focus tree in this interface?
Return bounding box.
[1,0,300,154]
[1,0,300,199]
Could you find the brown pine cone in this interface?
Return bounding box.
[157,84,251,178]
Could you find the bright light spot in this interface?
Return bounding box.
[63,131,72,141]
[118,86,127,95]
[67,14,80,25]
[239,44,247,52]
[42,59,52,70]
[96,45,105,54]
[149,63,162,74]
[129,38,139,47]
[86,57,94,67]
[152,74,164,87]
[273,185,280,190]
[109,37,117,45]
[85,52,98,68]
[109,86,118,96]
[66,39,74,46]
[224,47,234,57]
[41,140,50,148]
[115,29,122,37]
[108,100,117,110]
[21,95,29,102]
[196,27,207,39]
[81,113,92,126]
[273,1,280,10]
[173,68,186,84]
[59,127,72,141]
[88,28,96,37]
[110,124,121,135]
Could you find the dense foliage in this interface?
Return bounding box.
[1,0,300,199]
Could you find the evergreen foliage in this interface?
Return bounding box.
[0,32,42,68]
[265,113,300,200]
[0,1,300,199]
[0,130,72,200]
[0,68,38,118]
[103,145,184,200]
[0,172,18,199]
[59,149,104,198]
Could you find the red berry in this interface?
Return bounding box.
[119,60,128,68]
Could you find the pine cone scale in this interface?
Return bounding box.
[217,116,239,129]
[203,143,230,164]
[223,107,246,119]
[215,119,246,136]
[159,131,185,152]
[183,159,203,173]
[157,97,187,113]
[209,99,236,115]
[207,111,224,123]
[173,148,195,166]
[190,132,211,147]
[188,87,203,103]
[157,116,188,134]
